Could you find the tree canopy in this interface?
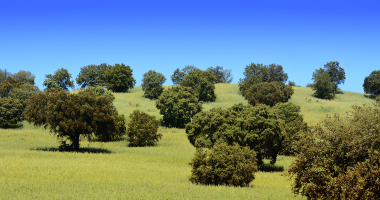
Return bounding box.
[141,70,166,99]
[0,97,24,128]
[324,61,345,89]
[311,68,336,99]
[244,81,294,107]
[104,63,136,93]
[179,69,217,101]
[363,70,380,95]
[207,66,233,83]
[76,63,112,88]
[43,68,75,91]
[11,70,35,85]
[171,65,199,85]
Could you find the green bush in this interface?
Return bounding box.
[244,81,294,107]
[189,143,257,187]
[311,68,336,99]
[288,81,296,86]
[141,70,166,99]
[363,70,380,95]
[126,110,161,147]
[0,97,24,128]
[171,65,199,85]
[87,85,115,102]
[186,103,285,165]
[76,63,112,88]
[288,104,380,199]
[238,63,288,96]
[179,69,217,101]
[156,86,202,128]
[272,102,308,155]
[104,63,136,93]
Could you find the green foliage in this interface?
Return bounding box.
[0,97,24,128]
[272,102,308,155]
[43,68,75,91]
[126,110,161,147]
[189,143,257,187]
[324,61,345,89]
[244,81,294,107]
[141,70,166,99]
[87,85,115,102]
[104,63,136,93]
[0,77,22,97]
[171,65,199,85]
[76,63,112,88]
[288,104,380,199]
[25,89,126,151]
[8,83,40,117]
[363,70,380,95]
[288,81,296,86]
[207,66,233,83]
[179,69,217,101]
[186,103,285,165]
[156,86,202,128]
[311,68,336,99]
[0,69,11,84]
[11,70,35,85]
[238,63,288,96]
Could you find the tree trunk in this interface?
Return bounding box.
[72,134,80,152]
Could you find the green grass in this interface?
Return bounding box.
[1,84,373,199]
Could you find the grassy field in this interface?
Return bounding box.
[0,84,374,199]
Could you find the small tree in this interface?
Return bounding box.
[141,70,166,99]
[43,68,75,91]
[126,110,161,147]
[171,65,199,85]
[179,69,217,101]
[324,61,345,90]
[288,81,296,86]
[104,63,136,93]
[8,83,40,116]
[244,81,294,107]
[190,143,257,187]
[76,63,112,88]
[238,63,288,96]
[311,68,336,99]
[87,85,115,102]
[288,104,380,199]
[0,97,24,128]
[11,70,35,85]
[186,103,285,165]
[0,69,11,84]
[156,86,202,128]
[363,70,380,96]
[25,89,126,151]
[207,66,233,83]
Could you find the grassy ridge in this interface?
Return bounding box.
[0,84,373,199]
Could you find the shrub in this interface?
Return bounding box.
[156,86,202,128]
[104,63,136,93]
[311,68,336,99]
[179,69,217,101]
[288,104,380,199]
[272,102,308,155]
[244,81,294,107]
[43,68,75,91]
[0,97,24,128]
[363,70,380,95]
[141,70,166,99]
[126,110,161,147]
[189,143,257,187]
[288,81,296,86]
[25,89,126,151]
[76,63,112,88]
[207,66,233,83]
[186,103,285,165]
[238,63,288,96]
[87,85,115,102]
[171,65,199,85]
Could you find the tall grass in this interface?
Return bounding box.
[1,84,371,199]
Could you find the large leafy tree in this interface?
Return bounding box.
[0,97,24,128]
[186,103,285,165]
[179,69,217,102]
[11,70,35,85]
[141,70,166,99]
[25,89,126,151]
[43,68,75,91]
[207,66,233,83]
[238,63,288,96]
[288,104,380,199]
[0,77,22,97]
[156,86,202,128]
[311,68,336,99]
[363,70,380,95]
[104,63,136,93]
[76,63,112,88]
[324,61,345,89]
[244,81,294,107]
[171,65,199,85]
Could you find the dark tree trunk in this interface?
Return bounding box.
[72,134,80,151]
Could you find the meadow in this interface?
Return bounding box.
[0,84,374,199]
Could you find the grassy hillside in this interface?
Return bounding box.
[0,84,373,199]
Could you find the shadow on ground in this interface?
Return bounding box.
[31,147,113,154]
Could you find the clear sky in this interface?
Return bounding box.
[1,0,379,93]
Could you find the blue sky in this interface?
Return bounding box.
[1,0,379,93]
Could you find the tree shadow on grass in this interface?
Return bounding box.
[259,163,284,172]
[31,147,113,154]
